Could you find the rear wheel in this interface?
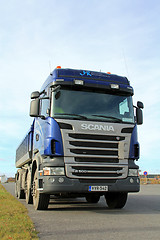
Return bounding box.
[25,172,33,204]
[33,169,50,210]
[15,181,18,197]
[16,175,25,199]
[86,194,100,203]
[105,192,128,209]
[17,182,25,199]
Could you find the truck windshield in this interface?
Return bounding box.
[51,88,134,123]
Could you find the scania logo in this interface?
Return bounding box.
[81,123,114,132]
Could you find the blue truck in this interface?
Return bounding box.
[15,66,144,210]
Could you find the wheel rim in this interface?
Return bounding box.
[26,172,33,204]
[33,170,38,207]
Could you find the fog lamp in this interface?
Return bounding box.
[58,177,64,183]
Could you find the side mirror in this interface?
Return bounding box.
[137,101,144,109]
[30,99,40,117]
[136,108,143,125]
[31,91,40,99]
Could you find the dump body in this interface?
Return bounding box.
[15,68,143,210]
[16,125,34,168]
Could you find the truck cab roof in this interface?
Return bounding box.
[41,68,133,95]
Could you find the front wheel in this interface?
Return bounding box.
[105,192,128,209]
[33,169,50,210]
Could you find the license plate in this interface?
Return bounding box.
[89,186,108,192]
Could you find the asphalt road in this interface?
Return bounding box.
[3,183,160,240]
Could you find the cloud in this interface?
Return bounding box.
[0,158,6,161]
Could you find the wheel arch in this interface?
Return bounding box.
[31,152,42,182]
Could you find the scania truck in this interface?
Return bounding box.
[15,66,144,210]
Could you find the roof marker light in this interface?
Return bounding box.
[57,66,61,69]
[107,72,111,74]
[74,80,84,85]
[55,79,64,82]
[110,84,119,89]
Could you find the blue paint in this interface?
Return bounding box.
[44,117,64,156]
[129,125,140,159]
[33,117,63,157]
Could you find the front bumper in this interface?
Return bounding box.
[38,175,140,194]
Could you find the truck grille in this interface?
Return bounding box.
[75,157,119,163]
[69,133,125,141]
[68,133,124,159]
[70,149,118,155]
[64,132,128,179]
[66,164,128,179]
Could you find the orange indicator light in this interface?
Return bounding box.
[43,169,50,176]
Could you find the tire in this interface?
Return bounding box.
[16,172,25,199]
[17,182,25,199]
[105,192,128,209]
[86,194,100,203]
[25,172,33,204]
[15,181,18,197]
[33,169,50,210]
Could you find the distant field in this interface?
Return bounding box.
[0,184,38,240]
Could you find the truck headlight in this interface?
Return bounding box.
[43,167,65,176]
[128,169,139,177]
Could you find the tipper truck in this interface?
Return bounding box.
[15,66,144,210]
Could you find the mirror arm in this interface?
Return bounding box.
[39,89,45,95]
[51,85,61,92]
[40,96,49,100]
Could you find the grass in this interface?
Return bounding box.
[0,184,38,240]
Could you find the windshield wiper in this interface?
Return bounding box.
[92,115,123,123]
[54,113,88,120]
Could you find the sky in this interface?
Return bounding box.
[0,0,160,177]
